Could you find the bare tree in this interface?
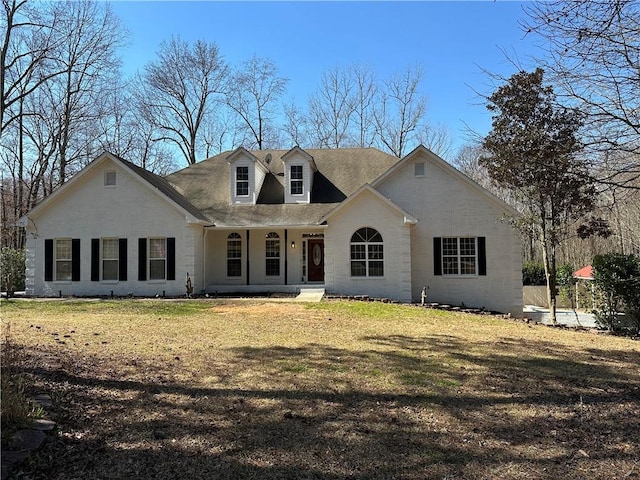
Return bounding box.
[350,64,377,147]
[225,55,287,150]
[201,107,247,157]
[453,144,490,186]
[48,0,125,183]
[417,123,454,160]
[1,0,63,136]
[1,0,63,247]
[374,65,426,158]
[138,36,227,165]
[1,0,125,247]
[522,0,640,188]
[308,67,356,148]
[94,79,176,174]
[282,99,308,148]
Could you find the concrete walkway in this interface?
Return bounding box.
[524,305,598,328]
[293,288,325,302]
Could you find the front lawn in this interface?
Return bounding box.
[1,299,639,479]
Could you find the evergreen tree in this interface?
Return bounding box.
[481,68,608,324]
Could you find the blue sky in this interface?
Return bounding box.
[110,1,540,156]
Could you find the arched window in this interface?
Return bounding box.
[227,233,242,277]
[265,232,280,276]
[350,227,384,277]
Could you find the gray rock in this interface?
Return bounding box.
[30,418,56,431]
[9,429,46,451]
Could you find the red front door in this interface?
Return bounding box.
[307,239,324,282]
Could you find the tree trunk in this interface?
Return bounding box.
[540,210,557,325]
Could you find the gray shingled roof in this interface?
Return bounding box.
[165,148,400,227]
[114,155,209,222]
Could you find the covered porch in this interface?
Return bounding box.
[202,226,326,293]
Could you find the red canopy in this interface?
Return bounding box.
[573,265,594,280]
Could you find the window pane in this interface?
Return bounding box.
[227,259,241,277]
[291,180,303,195]
[103,260,118,280]
[236,166,248,180]
[55,239,72,281]
[460,257,476,275]
[291,166,303,194]
[228,240,241,258]
[266,258,280,276]
[56,261,72,281]
[443,257,459,275]
[351,261,366,276]
[367,229,383,242]
[459,238,476,256]
[103,237,119,280]
[368,244,383,260]
[56,239,72,259]
[236,181,249,196]
[350,244,365,260]
[266,239,280,257]
[351,228,367,242]
[227,235,242,277]
[442,238,458,256]
[369,261,384,276]
[149,238,166,259]
[103,239,118,259]
[236,167,249,196]
[442,237,477,275]
[350,228,383,277]
[150,259,166,280]
[291,165,303,179]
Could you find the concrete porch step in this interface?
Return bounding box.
[295,288,325,302]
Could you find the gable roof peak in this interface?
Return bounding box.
[225,146,269,170]
[281,146,317,171]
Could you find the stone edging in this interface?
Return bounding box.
[1,394,55,480]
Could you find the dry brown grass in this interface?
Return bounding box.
[1,299,639,479]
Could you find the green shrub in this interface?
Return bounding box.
[1,247,26,294]
[522,262,546,286]
[556,263,576,306]
[592,253,640,333]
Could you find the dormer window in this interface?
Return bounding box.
[290,165,303,195]
[236,166,249,196]
[226,147,269,205]
[281,146,316,204]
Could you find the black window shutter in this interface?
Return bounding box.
[478,236,487,276]
[91,239,100,281]
[44,239,53,281]
[138,238,147,281]
[119,238,128,281]
[433,237,442,276]
[167,237,176,281]
[72,239,81,281]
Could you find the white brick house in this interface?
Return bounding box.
[20,145,523,315]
